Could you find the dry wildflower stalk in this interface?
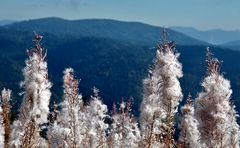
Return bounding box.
[1,88,12,148]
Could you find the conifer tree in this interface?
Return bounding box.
[109,99,141,148]
[10,34,51,147]
[178,93,202,148]
[140,32,183,148]
[195,49,240,147]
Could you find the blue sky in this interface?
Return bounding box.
[1,0,239,30]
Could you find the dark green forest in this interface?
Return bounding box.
[0,18,240,116]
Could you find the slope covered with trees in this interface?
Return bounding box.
[1,28,240,116]
[0,33,239,147]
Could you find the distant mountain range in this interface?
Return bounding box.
[170,26,240,46]
[2,17,208,46]
[3,18,240,47]
[219,40,240,51]
[222,40,240,46]
[0,20,16,26]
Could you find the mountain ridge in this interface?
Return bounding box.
[170,26,240,45]
[220,40,240,51]
[0,20,16,26]
[2,17,209,46]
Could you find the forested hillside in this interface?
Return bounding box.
[0,33,239,147]
[0,26,240,115]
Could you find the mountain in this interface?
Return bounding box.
[220,40,240,51]
[2,17,209,46]
[0,20,16,26]
[1,28,240,116]
[170,26,240,45]
[221,40,240,46]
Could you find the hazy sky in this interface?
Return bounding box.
[1,0,240,30]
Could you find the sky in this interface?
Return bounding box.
[0,0,240,30]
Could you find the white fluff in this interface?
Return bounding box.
[48,68,84,147]
[0,106,4,147]
[195,52,240,147]
[21,51,52,124]
[140,41,183,147]
[178,97,202,148]
[11,36,52,147]
[110,101,141,148]
[83,87,109,147]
